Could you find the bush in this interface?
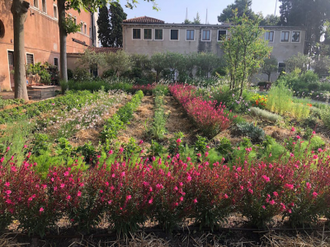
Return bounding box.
[236,122,265,143]
[321,110,330,129]
[250,107,283,122]
[102,69,115,79]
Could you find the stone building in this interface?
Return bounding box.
[122,16,305,82]
[0,0,99,90]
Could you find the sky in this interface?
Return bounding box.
[118,0,280,24]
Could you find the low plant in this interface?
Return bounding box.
[236,122,265,143]
[250,107,283,122]
[321,110,330,129]
[150,92,167,140]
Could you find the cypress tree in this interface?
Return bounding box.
[97,6,111,47]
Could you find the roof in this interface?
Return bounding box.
[123,16,165,24]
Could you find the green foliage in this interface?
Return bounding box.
[60,80,68,94]
[250,107,283,122]
[261,56,278,81]
[168,132,185,155]
[236,122,265,143]
[259,14,280,26]
[266,82,293,115]
[150,92,167,140]
[63,15,80,34]
[26,62,51,84]
[194,136,208,154]
[76,141,97,164]
[285,53,310,73]
[108,3,127,47]
[97,6,112,47]
[321,110,330,129]
[222,11,272,96]
[31,134,50,156]
[218,0,257,22]
[147,140,166,157]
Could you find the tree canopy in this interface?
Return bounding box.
[97,6,111,47]
[279,0,330,52]
[109,3,127,47]
[218,0,256,22]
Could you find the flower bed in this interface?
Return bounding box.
[0,148,330,236]
[169,84,230,137]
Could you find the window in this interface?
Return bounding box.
[155,29,163,40]
[54,58,58,67]
[73,17,77,25]
[202,30,211,41]
[89,27,92,38]
[42,0,46,13]
[133,29,141,39]
[80,22,83,33]
[0,20,4,38]
[278,62,286,73]
[281,31,289,42]
[265,31,274,42]
[144,29,152,40]
[34,0,38,8]
[218,30,226,41]
[84,24,87,34]
[26,54,34,66]
[8,51,14,66]
[53,5,57,19]
[292,31,300,42]
[186,30,194,40]
[170,30,179,40]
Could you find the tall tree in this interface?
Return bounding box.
[261,56,278,81]
[218,0,256,22]
[11,0,30,100]
[109,3,127,47]
[97,6,111,47]
[260,14,280,26]
[279,0,330,53]
[222,11,272,96]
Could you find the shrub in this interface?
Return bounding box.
[321,110,330,129]
[266,82,293,115]
[250,107,283,122]
[236,122,265,143]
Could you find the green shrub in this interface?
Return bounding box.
[321,110,330,129]
[250,107,283,122]
[266,82,293,115]
[236,123,265,143]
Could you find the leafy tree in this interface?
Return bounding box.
[193,12,201,24]
[195,53,220,78]
[279,0,330,53]
[285,53,310,73]
[221,11,272,96]
[109,3,127,47]
[314,56,330,77]
[104,50,132,77]
[184,19,192,24]
[97,6,111,47]
[151,53,166,82]
[261,56,278,81]
[56,0,157,83]
[260,14,280,26]
[218,0,256,22]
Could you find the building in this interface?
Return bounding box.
[122,16,306,82]
[0,0,99,91]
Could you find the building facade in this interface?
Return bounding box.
[0,0,99,91]
[122,16,306,82]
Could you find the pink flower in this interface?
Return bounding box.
[262,205,266,209]
[0,157,4,163]
[306,182,311,190]
[284,184,294,190]
[119,147,124,153]
[77,191,82,197]
[197,153,201,157]
[248,188,253,194]
[291,127,295,132]
[24,145,27,148]
[313,155,318,160]
[187,157,191,161]
[66,195,71,200]
[5,190,11,195]
[187,175,192,182]
[193,198,198,203]
[273,191,278,197]
[296,135,301,139]
[39,207,44,213]
[312,192,318,198]
[6,146,10,151]
[148,198,153,204]
[139,140,143,145]
[108,150,113,155]
[205,152,209,157]
[269,200,275,205]
[290,153,294,157]
[312,131,316,134]
[108,200,112,204]
[224,194,228,199]
[126,195,132,201]
[176,139,182,145]
[262,175,270,183]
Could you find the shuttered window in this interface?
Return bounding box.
[27,54,34,66]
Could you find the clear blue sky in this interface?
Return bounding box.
[118,0,280,24]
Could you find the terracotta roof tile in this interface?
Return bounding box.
[123,16,164,24]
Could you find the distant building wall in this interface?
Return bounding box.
[0,0,97,90]
[122,18,306,83]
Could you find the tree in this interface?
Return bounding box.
[109,3,127,47]
[11,0,30,100]
[97,6,111,47]
[57,0,157,83]
[285,53,310,73]
[193,12,201,24]
[222,11,272,96]
[261,56,278,81]
[151,53,165,82]
[260,14,280,26]
[279,0,330,54]
[218,0,256,23]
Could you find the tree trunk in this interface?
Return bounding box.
[11,0,29,100]
[58,0,68,81]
